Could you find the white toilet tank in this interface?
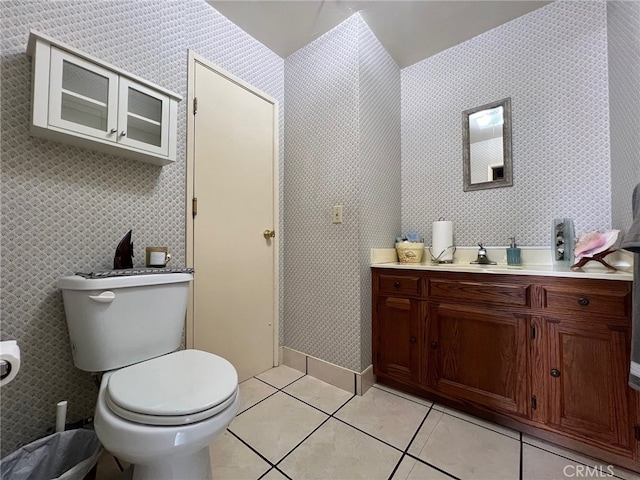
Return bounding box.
[57,273,193,372]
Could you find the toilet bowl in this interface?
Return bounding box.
[57,273,239,479]
[94,350,239,480]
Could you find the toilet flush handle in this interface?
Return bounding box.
[89,291,115,303]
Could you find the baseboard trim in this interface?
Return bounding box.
[281,347,374,396]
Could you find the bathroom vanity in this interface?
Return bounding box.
[371,263,639,472]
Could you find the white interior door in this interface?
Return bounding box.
[186,53,278,382]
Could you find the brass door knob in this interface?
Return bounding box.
[263,229,275,239]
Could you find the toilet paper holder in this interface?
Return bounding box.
[0,359,10,379]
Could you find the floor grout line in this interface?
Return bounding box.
[519,431,524,480]
[229,370,634,480]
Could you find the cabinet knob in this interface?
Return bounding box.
[577,297,589,306]
[410,336,417,344]
[110,128,117,134]
[430,342,438,349]
[394,281,401,288]
[550,369,561,378]
[120,131,127,137]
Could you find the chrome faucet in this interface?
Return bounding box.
[470,243,496,265]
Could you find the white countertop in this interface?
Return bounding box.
[370,247,633,281]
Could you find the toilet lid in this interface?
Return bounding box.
[106,350,238,424]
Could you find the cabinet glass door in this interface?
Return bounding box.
[118,79,169,156]
[48,47,118,140]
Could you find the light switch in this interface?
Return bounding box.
[332,205,343,224]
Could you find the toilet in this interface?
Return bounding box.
[57,272,239,480]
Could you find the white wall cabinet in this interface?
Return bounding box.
[27,31,181,166]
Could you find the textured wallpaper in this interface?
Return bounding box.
[401,1,612,248]
[283,15,401,372]
[358,22,402,369]
[0,0,283,457]
[608,1,640,232]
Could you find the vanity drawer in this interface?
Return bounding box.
[428,278,530,307]
[541,285,630,317]
[377,274,421,296]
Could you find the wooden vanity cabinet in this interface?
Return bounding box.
[372,268,639,471]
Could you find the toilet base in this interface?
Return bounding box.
[132,446,211,480]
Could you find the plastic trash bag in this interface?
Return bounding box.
[0,429,102,480]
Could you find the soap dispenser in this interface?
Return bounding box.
[507,237,521,266]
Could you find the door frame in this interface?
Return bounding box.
[185,50,280,367]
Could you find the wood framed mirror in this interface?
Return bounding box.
[462,97,512,192]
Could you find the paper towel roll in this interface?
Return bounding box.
[432,220,454,262]
[0,340,21,387]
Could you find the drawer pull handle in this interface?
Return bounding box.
[430,342,438,349]
[410,337,417,344]
[394,281,401,288]
[578,297,589,306]
[550,369,561,378]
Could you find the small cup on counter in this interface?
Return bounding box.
[145,246,171,267]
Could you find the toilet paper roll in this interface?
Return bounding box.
[432,220,454,262]
[0,340,21,387]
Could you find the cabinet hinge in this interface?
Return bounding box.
[531,395,537,410]
[634,425,640,441]
[193,97,198,115]
[192,197,198,217]
[531,325,536,339]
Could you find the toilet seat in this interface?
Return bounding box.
[105,349,238,426]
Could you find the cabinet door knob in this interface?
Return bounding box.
[550,369,561,378]
[578,297,589,306]
[120,131,127,137]
[110,128,117,134]
[410,336,417,344]
[430,342,438,349]
[394,281,401,288]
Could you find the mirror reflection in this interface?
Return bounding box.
[462,97,512,192]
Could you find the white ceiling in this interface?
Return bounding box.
[208,0,552,68]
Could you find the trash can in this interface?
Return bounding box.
[0,429,102,480]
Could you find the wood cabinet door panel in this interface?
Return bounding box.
[375,296,422,384]
[429,303,529,416]
[546,318,633,450]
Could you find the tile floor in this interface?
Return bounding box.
[97,365,639,480]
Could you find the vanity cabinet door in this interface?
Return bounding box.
[543,316,636,453]
[427,303,530,417]
[373,296,423,385]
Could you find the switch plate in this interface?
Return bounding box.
[332,205,343,224]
